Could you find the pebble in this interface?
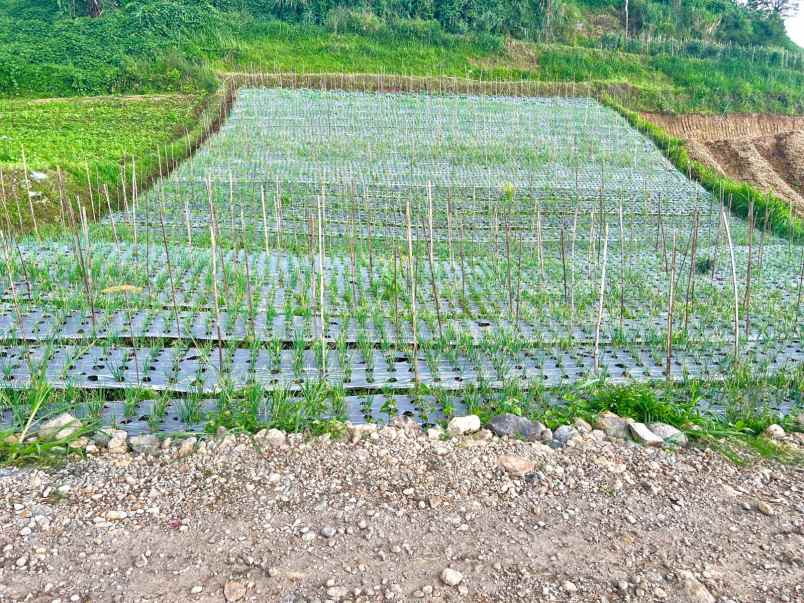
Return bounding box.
[320,526,337,538]
[440,568,463,586]
[223,580,247,602]
[755,500,774,516]
[497,455,535,477]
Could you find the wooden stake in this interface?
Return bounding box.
[594,225,609,373]
[665,231,677,380]
[406,198,419,385]
[721,206,740,362]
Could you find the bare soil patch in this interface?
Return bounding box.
[644,112,804,216]
[1,424,802,603]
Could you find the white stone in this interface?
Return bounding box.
[440,567,463,586]
[629,422,664,447]
[764,424,785,440]
[38,413,81,441]
[447,415,481,436]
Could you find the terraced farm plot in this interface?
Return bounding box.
[1,88,802,433]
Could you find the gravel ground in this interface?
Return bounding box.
[1,421,803,603]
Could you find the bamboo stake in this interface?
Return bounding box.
[594,224,609,373]
[158,189,182,339]
[317,193,327,378]
[426,183,443,339]
[103,185,119,247]
[21,148,39,238]
[743,201,755,337]
[405,198,419,386]
[560,220,569,304]
[618,197,625,333]
[206,177,225,373]
[721,206,740,362]
[665,231,677,380]
[683,210,699,336]
[260,186,269,256]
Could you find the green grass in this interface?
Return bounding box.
[0,90,229,232]
[210,22,804,115]
[0,95,199,174]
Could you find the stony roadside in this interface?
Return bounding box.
[1,414,803,603]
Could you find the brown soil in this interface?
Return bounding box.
[644,113,804,216]
[1,425,803,603]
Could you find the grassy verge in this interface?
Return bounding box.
[0,85,234,234]
[2,368,801,466]
[604,95,804,241]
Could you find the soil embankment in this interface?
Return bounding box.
[644,113,804,216]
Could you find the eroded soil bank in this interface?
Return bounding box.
[644,112,804,216]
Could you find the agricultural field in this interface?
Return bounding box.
[0,94,202,231]
[0,86,802,436]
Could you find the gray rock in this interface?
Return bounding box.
[539,428,553,443]
[29,171,48,183]
[648,422,688,447]
[573,418,592,434]
[487,414,541,440]
[447,415,481,436]
[629,423,664,447]
[129,434,161,455]
[38,413,81,441]
[553,425,579,445]
[595,411,630,439]
[320,526,337,538]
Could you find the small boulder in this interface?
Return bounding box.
[447,415,481,436]
[487,413,540,440]
[553,425,579,446]
[347,423,378,444]
[177,437,197,458]
[573,418,592,434]
[629,423,664,447]
[497,455,535,477]
[595,411,630,439]
[129,434,160,455]
[262,428,287,449]
[764,424,785,440]
[648,422,688,447]
[29,171,48,183]
[106,430,129,454]
[391,415,422,437]
[38,413,81,441]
